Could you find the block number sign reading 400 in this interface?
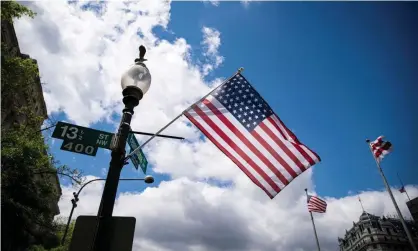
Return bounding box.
[62,141,96,155]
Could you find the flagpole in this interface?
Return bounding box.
[125,67,244,161]
[366,140,417,251]
[305,188,321,251]
[358,194,366,212]
[397,172,411,201]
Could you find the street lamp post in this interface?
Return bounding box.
[61,176,154,245]
[92,45,152,251]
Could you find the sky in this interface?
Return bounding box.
[13,1,418,251]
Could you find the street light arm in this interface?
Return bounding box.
[76,178,105,196]
[76,178,147,196]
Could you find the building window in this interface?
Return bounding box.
[370,236,374,242]
[385,237,388,241]
[387,228,391,235]
[373,244,377,248]
[367,228,371,234]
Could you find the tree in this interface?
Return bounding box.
[1,0,35,23]
[1,2,83,250]
[28,220,76,251]
[1,109,84,250]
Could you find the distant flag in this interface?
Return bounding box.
[369,136,392,163]
[397,173,411,201]
[307,194,327,213]
[184,71,321,198]
[366,138,417,251]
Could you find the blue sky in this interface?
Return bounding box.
[44,2,417,199]
[18,1,417,250]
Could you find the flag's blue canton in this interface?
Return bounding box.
[212,73,273,131]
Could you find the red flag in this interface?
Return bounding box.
[370,136,392,163]
[399,186,405,193]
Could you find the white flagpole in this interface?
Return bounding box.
[125,67,244,160]
[397,172,411,201]
[305,189,321,251]
[366,139,417,251]
[358,194,365,212]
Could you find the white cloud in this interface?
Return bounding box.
[15,0,193,126]
[58,175,418,251]
[202,0,220,7]
[201,27,224,76]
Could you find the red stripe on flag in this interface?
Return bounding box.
[250,130,298,178]
[191,105,282,193]
[268,116,317,166]
[259,122,306,172]
[184,111,274,198]
[204,101,290,186]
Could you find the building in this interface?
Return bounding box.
[1,19,62,250]
[407,198,418,223]
[1,20,48,130]
[338,211,418,251]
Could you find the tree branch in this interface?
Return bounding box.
[32,171,82,185]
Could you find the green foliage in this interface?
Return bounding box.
[52,220,76,251]
[2,112,60,248]
[1,0,36,22]
[1,43,40,104]
[28,221,75,251]
[1,108,83,250]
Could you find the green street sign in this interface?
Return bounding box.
[52,121,114,149]
[127,133,148,174]
[60,139,98,156]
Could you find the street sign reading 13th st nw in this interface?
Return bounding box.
[52,121,114,156]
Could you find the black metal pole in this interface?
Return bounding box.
[91,86,141,251]
[61,200,76,245]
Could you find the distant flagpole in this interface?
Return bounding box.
[366,139,417,251]
[357,194,365,212]
[397,172,411,201]
[124,67,244,161]
[305,188,321,251]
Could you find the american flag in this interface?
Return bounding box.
[184,73,320,198]
[370,136,392,163]
[307,195,327,213]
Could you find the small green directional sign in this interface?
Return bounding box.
[127,133,148,174]
[52,121,114,149]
